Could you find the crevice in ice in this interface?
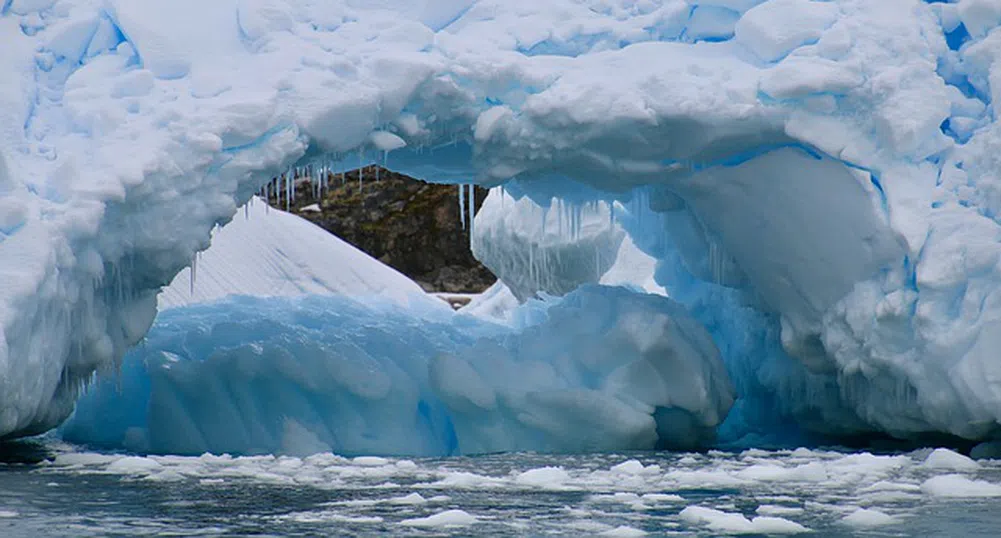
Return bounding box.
[945,22,971,51]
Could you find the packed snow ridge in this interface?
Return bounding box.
[2,0,1001,448]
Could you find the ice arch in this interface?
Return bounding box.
[2,0,1001,445]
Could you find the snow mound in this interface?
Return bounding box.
[158,196,443,311]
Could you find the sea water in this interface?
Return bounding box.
[1,440,1000,537]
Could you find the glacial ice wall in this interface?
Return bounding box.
[2,0,1001,443]
[63,286,734,456]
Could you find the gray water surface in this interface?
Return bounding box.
[1,441,1000,536]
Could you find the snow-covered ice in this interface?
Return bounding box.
[157,196,444,311]
[1,0,1001,449]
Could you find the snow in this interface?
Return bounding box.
[734,0,838,62]
[157,196,441,311]
[1,0,1001,448]
[62,284,733,455]
[460,280,520,322]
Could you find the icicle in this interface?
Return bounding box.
[458,184,466,229]
[292,172,296,203]
[468,184,475,247]
[190,253,197,295]
[557,199,563,239]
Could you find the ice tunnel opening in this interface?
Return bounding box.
[56,126,980,458]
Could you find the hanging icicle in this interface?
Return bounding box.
[190,253,198,295]
[468,184,475,247]
[458,184,466,230]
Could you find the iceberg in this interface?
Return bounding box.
[63,285,734,456]
[2,0,1001,447]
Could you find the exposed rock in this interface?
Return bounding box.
[263,166,496,293]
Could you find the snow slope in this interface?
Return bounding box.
[157,196,442,311]
[2,0,1001,444]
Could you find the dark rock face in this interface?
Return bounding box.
[263,166,496,293]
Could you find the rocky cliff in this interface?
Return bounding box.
[264,166,496,294]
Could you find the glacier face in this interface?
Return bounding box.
[63,285,734,456]
[1,0,1001,445]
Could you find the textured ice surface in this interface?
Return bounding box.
[63,285,733,456]
[473,187,667,302]
[2,0,1001,444]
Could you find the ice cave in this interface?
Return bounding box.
[2,0,1001,459]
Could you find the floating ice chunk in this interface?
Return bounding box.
[105,456,163,475]
[610,460,647,475]
[400,509,478,527]
[735,0,838,62]
[514,467,570,488]
[386,493,427,505]
[756,505,804,516]
[352,456,390,467]
[600,526,647,537]
[842,508,897,528]
[680,506,809,534]
[922,448,980,471]
[921,475,1001,497]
